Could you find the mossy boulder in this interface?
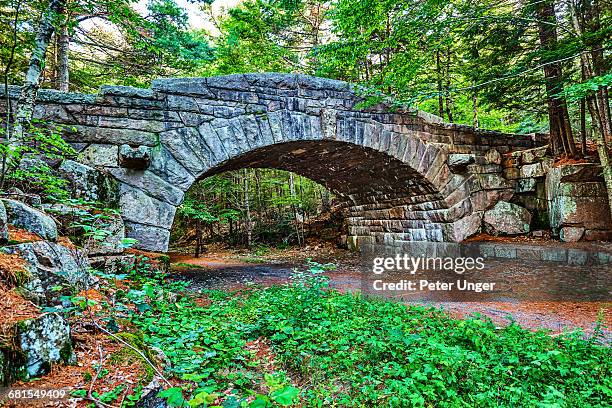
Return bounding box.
[59,160,119,208]
[1,313,74,385]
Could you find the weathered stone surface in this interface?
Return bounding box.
[560,226,585,242]
[584,230,612,241]
[64,125,158,146]
[135,377,168,408]
[516,178,537,193]
[78,144,119,167]
[119,144,152,169]
[59,160,119,206]
[550,196,612,230]
[478,173,515,190]
[19,313,75,378]
[520,145,548,164]
[447,153,475,172]
[484,149,502,165]
[148,146,195,191]
[2,199,57,241]
[89,254,136,275]
[124,221,170,253]
[483,201,531,235]
[118,184,176,229]
[546,163,612,239]
[0,241,93,304]
[445,213,482,242]
[88,212,126,256]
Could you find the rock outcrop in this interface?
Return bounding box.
[0,201,8,242]
[2,199,58,241]
[59,160,119,206]
[0,241,93,305]
[546,163,612,242]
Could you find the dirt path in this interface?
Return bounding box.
[169,248,611,343]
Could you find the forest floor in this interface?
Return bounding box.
[170,241,611,342]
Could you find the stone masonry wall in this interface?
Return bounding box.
[0,74,546,252]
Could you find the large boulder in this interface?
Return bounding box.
[2,199,58,241]
[59,160,119,207]
[483,201,531,235]
[0,241,94,305]
[19,313,75,378]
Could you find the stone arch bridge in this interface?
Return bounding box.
[2,74,545,252]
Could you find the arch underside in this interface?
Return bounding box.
[198,140,452,246]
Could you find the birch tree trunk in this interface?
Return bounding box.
[289,172,302,246]
[9,0,66,155]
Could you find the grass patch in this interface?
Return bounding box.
[172,262,204,269]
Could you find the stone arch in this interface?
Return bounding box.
[1,73,543,251]
[116,90,475,251]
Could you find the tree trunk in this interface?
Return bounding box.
[1,0,23,189]
[435,50,444,120]
[57,23,70,92]
[288,172,302,246]
[569,0,612,217]
[472,89,479,128]
[580,96,587,156]
[444,48,454,123]
[10,0,66,156]
[243,169,252,247]
[535,0,576,156]
[195,220,202,258]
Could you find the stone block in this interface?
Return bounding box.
[519,145,548,164]
[494,245,517,259]
[542,249,567,262]
[124,221,170,253]
[484,148,502,164]
[118,145,151,170]
[478,173,514,190]
[483,201,531,235]
[566,249,588,265]
[78,144,118,167]
[448,154,475,172]
[515,246,543,261]
[516,178,537,193]
[560,226,585,242]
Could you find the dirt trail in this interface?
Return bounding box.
[169,249,611,343]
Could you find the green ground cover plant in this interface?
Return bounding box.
[120,261,611,407]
